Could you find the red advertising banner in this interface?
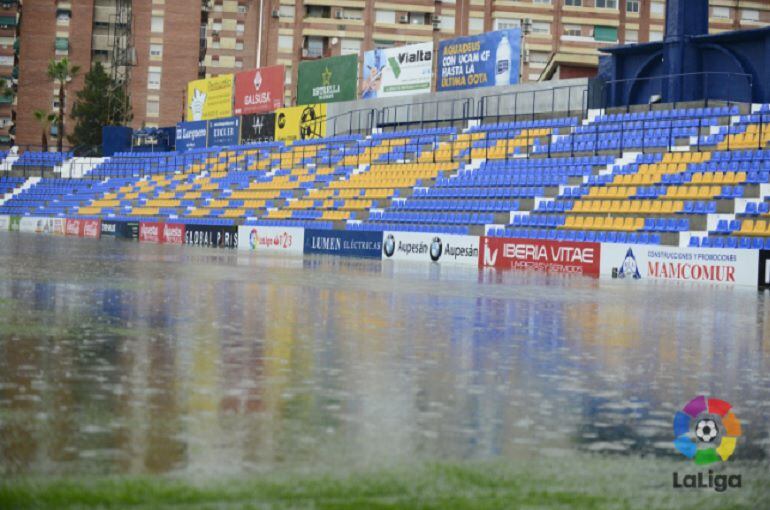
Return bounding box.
[139,222,162,243]
[65,218,83,237]
[162,223,185,245]
[479,237,601,276]
[82,219,101,239]
[234,66,284,115]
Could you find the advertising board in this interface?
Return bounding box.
[237,225,304,255]
[600,244,758,286]
[304,229,382,258]
[480,237,601,276]
[381,231,479,266]
[185,224,239,249]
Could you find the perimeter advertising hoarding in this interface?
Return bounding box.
[237,225,304,255]
[176,121,208,152]
[274,104,327,142]
[184,224,239,249]
[437,29,522,91]
[381,231,480,266]
[304,229,383,258]
[66,218,101,239]
[234,65,284,115]
[600,244,758,286]
[297,54,358,104]
[240,113,276,143]
[207,116,241,147]
[19,217,65,235]
[186,74,234,121]
[480,237,601,276]
[65,218,84,237]
[0,215,9,230]
[138,222,186,245]
[361,42,433,99]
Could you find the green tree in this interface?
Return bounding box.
[33,110,57,152]
[69,62,131,151]
[46,57,80,152]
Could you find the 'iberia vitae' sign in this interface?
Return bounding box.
[480,237,601,276]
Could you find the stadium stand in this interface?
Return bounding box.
[4,103,770,248]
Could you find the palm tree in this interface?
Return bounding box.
[33,110,57,152]
[46,58,80,152]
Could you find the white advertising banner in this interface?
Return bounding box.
[600,244,758,286]
[381,231,480,266]
[237,225,304,255]
[361,42,433,99]
[19,217,65,235]
[0,215,9,231]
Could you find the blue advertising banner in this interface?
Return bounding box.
[207,116,241,147]
[304,229,383,258]
[175,120,208,152]
[437,29,522,92]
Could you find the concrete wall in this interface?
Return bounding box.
[325,78,589,135]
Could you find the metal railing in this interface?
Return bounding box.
[377,98,475,132]
[478,83,589,125]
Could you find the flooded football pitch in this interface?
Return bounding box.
[0,232,768,509]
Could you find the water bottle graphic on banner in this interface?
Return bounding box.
[495,35,512,86]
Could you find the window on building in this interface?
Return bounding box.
[529,51,550,64]
[625,29,638,43]
[494,19,520,30]
[306,5,327,18]
[596,0,617,8]
[339,8,363,20]
[278,35,293,50]
[594,25,618,42]
[304,36,325,58]
[712,7,730,19]
[236,60,243,68]
[285,71,292,85]
[563,24,581,36]
[532,21,550,34]
[147,70,161,90]
[340,38,361,55]
[469,18,484,32]
[235,41,244,50]
[741,9,759,22]
[375,10,396,24]
[533,0,551,4]
[649,30,663,41]
[278,5,294,19]
[374,40,394,49]
[149,44,163,58]
[151,15,164,33]
[651,2,665,16]
[410,13,428,25]
[441,15,455,30]
[212,21,222,32]
[236,22,244,33]
[146,98,159,116]
[564,0,581,6]
[626,0,639,12]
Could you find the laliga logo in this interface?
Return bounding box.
[429,237,443,262]
[383,234,396,258]
[672,396,743,492]
[673,396,741,464]
[483,238,498,266]
[249,228,258,250]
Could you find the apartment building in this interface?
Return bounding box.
[0,0,19,148]
[10,1,770,147]
[14,0,199,148]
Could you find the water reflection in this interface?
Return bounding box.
[0,232,769,478]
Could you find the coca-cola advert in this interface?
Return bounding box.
[479,237,601,277]
[82,219,101,239]
[65,218,83,237]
